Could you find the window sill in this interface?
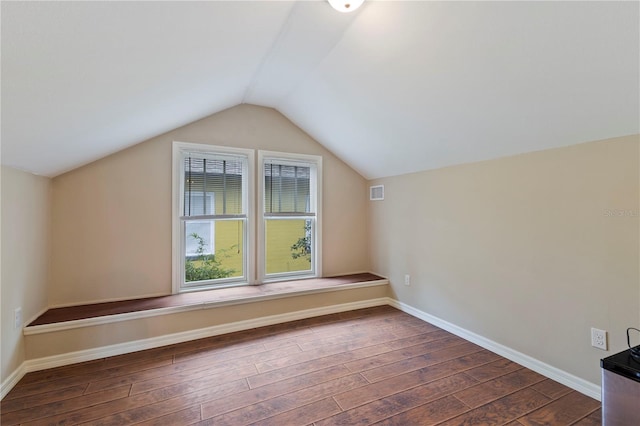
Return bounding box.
[25,273,388,335]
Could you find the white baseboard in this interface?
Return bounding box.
[1,297,389,398]
[1,362,26,400]
[388,299,602,401]
[2,296,602,403]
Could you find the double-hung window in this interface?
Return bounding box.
[259,151,322,282]
[173,143,320,292]
[173,143,253,292]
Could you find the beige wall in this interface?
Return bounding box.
[369,135,640,386]
[1,167,51,384]
[50,105,370,306]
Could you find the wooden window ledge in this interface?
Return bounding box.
[25,273,388,335]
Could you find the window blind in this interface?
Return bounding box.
[183,153,244,217]
[264,163,311,214]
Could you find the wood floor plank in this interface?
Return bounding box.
[134,406,202,425]
[21,379,247,426]
[200,365,352,419]
[389,323,444,338]
[343,334,468,374]
[296,328,401,352]
[255,338,393,374]
[531,378,574,399]
[7,355,173,400]
[2,307,600,426]
[305,312,399,335]
[453,368,547,408]
[372,395,470,426]
[463,358,524,382]
[122,342,296,395]
[129,363,258,396]
[0,384,87,414]
[12,359,107,386]
[1,385,131,425]
[335,350,500,411]
[174,340,299,369]
[102,342,202,368]
[360,341,484,383]
[22,387,167,426]
[439,387,551,426]
[247,344,389,389]
[571,408,602,426]
[204,374,368,425]
[278,373,369,407]
[315,373,479,426]
[517,391,601,426]
[384,329,453,350]
[172,340,270,364]
[259,328,316,350]
[86,379,249,425]
[83,354,236,394]
[245,397,343,426]
[85,340,295,394]
[121,320,306,366]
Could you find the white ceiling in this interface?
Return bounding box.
[2,1,638,179]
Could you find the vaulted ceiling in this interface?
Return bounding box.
[2,1,638,179]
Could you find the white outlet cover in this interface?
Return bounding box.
[14,307,22,330]
[591,327,607,351]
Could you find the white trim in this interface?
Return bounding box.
[172,142,255,293]
[184,191,216,256]
[19,298,389,377]
[24,278,389,335]
[172,142,182,294]
[258,150,322,282]
[1,362,26,399]
[388,299,602,401]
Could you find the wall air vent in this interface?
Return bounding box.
[370,185,384,201]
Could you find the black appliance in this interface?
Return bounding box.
[601,330,640,425]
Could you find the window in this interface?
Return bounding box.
[173,143,253,292]
[185,192,215,256]
[172,143,320,292]
[259,151,322,282]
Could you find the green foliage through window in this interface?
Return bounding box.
[290,222,311,261]
[185,233,236,282]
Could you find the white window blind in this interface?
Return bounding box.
[183,154,245,217]
[264,163,312,215]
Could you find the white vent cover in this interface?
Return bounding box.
[370,185,384,201]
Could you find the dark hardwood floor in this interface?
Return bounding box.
[2,306,600,425]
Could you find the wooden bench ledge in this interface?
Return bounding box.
[27,273,388,329]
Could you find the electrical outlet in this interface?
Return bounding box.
[404,274,410,286]
[591,327,607,350]
[14,308,22,330]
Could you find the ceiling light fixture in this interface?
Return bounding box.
[328,0,364,13]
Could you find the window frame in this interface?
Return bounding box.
[258,150,322,283]
[172,142,255,293]
[184,191,215,257]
